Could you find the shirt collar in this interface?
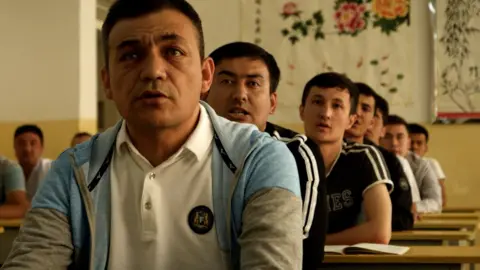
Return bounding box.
[116,105,213,162]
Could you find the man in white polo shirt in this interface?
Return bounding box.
[408,123,447,207]
[382,115,442,213]
[13,124,52,200]
[2,1,303,269]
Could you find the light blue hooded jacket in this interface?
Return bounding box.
[2,102,302,270]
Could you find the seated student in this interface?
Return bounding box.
[366,94,421,216]
[70,132,92,147]
[381,115,442,213]
[14,125,52,200]
[205,41,326,269]
[408,123,447,207]
[0,156,29,218]
[300,72,392,245]
[344,83,414,231]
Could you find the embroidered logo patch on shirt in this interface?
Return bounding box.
[188,205,214,234]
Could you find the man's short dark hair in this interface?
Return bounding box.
[386,114,408,129]
[373,93,389,125]
[355,82,377,110]
[301,72,359,115]
[407,123,429,142]
[73,132,92,139]
[209,42,281,93]
[14,124,44,144]
[102,0,204,69]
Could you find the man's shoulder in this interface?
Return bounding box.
[266,122,298,140]
[342,141,382,158]
[0,156,20,170]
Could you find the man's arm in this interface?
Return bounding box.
[429,158,447,207]
[388,156,414,231]
[439,180,447,207]
[2,153,74,269]
[415,160,442,213]
[326,145,392,245]
[0,191,30,219]
[326,183,392,245]
[238,140,303,270]
[0,161,29,218]
[287,136,328,269]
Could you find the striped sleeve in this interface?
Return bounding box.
[286,135,321,238]
[344,143,393,195]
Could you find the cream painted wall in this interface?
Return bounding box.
[0,0,97,122]
[0,0,98,160]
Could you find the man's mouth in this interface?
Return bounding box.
[228,107,249,117]
[138,90,167,99]
[316,122,330,129]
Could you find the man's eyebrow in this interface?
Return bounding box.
[116,39,141,50]
[217,70,237,77]
[114,33,185,50]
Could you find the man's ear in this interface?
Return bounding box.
[270,92,278,114]
[201,90,210,101]
[347,114,357,129]
[101,67,113,100]
[200,57,215,96]
[299,105,305,121]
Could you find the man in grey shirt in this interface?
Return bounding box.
[381,115,442,213]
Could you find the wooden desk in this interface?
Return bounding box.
[421,213,480,220]
[443,206,480,213]
[390,230,474,246]
[0,219,23,228]
[414,219,478,231]
[324,246,480,270]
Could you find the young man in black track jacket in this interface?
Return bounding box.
[203,41,327,269]
[344,83,414,231]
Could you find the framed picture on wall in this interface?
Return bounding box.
[432,0,480,124]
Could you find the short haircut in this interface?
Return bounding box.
[14,124,44,144]
[73,132,92,139]
[209,42,281,93]
[373,93,389,125]
[355,82,377,109]
[386,114,408,129]
[102,0,204,69]
[301,72,359,115]
[407,123,429,142]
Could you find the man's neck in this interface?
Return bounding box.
[21,163,36,181]
[369,136,379,145]
[318,140,343,175]
[126,106,201,167]
[344,133,364,144]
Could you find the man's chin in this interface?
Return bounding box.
[225,115,251,124]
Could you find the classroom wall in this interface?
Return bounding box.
[0,0,97,160]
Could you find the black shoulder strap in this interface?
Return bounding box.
[88,131,237,192]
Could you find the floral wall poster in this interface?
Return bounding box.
[434,0,480,123]
[241,0,417,124]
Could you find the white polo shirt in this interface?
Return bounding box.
[424,157,446,180]
[108,106,228,270]
[26,158,52,200]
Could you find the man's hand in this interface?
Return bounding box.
[411,203,421,222]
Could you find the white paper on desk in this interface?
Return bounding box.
[324,243,409,255]
[345,243,410,255]
[324,245,349,254]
